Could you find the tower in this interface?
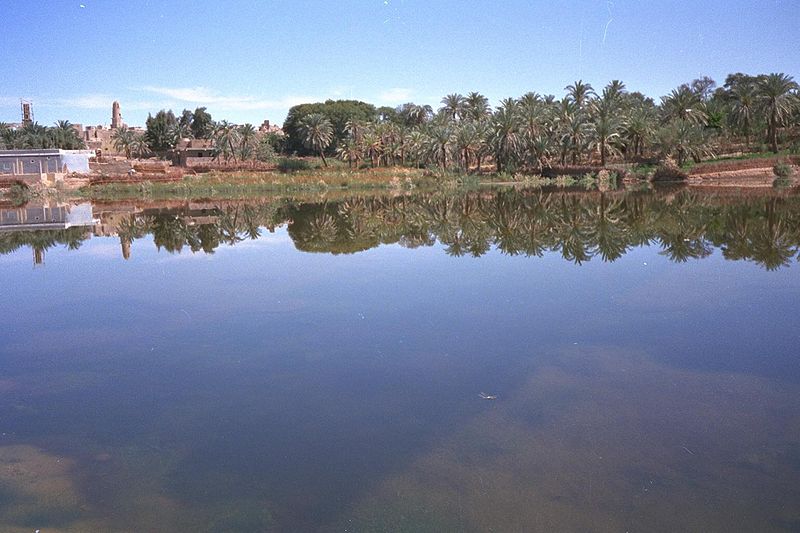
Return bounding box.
[20,100,33,125]
[111,101,122,129]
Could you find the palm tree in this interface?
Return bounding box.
[656,120,714,166]
[362,129,383,168]
[53,120,84,149]
[729,83,757,150]
[0,122,10,149]
[661,85,708,125]
[112,126,136,158]
[590,98,622,166]
[565,80,595,111]
[604,80,627,103]
[464,92,490,122]
[622,107,657,159]
[213,121,239,162]
[427,119,453,170]
[130,134,150,158]
[489,107,522,173]
[298,113,334,166]
[336,139,362,169]
[454,122,483,172]
[528,133,555,172]
[562,112,593,165]
[238,123,257,161]
[756,73,799,153]
[440,93,466,121]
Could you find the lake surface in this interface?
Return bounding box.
[1,188,799,532]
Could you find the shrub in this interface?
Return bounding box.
[276,158,311,172]
[773,162,793,178]
[651,157,687,182]
[6,182,31,206]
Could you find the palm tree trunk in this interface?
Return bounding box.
[228,138,237,163]
[770,107,778,153]
[319,149,327,167]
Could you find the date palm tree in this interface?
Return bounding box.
[489,107,522,173]
[336,139,362,169]
[238,123,257,161]
[756,73,799,153]
[590,96,623,166]
[565,80,595,111]
[656,120,714,166]
[729,83,757,150]
[464,92,490,122]
[454,122,483,172]
[622,106,657,159]
[131,134,150,159]
[112,126,136,158]
[213,121,239,162]
[298,113,334,166]
[427,119,453,170]
[661,86,708,125]
[440,93,466,121]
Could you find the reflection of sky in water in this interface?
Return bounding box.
[1,223,799,531]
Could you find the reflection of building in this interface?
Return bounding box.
[0,202,95,230]
[0,202,97,266]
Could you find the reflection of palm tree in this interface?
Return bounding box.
[585,194,629,262]
[553,196,591,264]
[749,198,795,270]
[219,206,246,245]
[655,193,713,262]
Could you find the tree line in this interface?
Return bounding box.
[285,73,799,173]
[0,121,85,150]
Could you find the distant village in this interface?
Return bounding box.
[0,100,283,188]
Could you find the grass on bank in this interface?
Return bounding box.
[80,166,440,201]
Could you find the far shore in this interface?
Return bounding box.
[1,152,798,204]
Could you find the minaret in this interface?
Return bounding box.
[111,101,122,129]
[21,100,33,126]
[121,237,131,260]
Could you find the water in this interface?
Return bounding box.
[1,188,799,532]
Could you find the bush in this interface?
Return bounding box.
[773,162,793,178]
[773,177,793,189]
[6,182,32,206]
[651,157,688,183]
[276,158,311,172]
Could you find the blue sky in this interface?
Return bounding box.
[1,0,797,127]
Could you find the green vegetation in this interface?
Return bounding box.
[298,113,334,166]
[282,100,377,155]
[0,121,85,150]
[271,72,799,177]
[79,167,432,201]
[773,162,793,178]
